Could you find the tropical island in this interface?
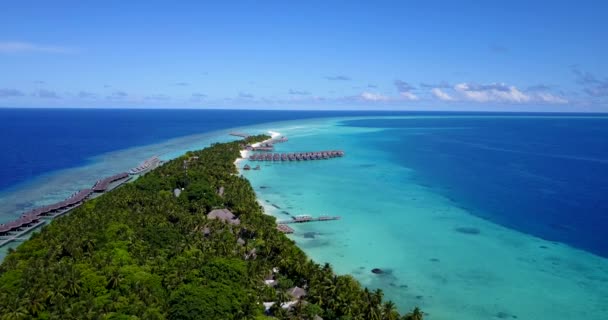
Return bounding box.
[0,135,422,320]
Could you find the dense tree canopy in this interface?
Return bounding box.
[0,136,422,319]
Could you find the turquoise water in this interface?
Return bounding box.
[241,117,608,320]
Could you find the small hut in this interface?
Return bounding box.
[207,208,240,225]
[243,164,251,170]
[286,286,307,300]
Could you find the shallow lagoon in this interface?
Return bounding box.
[243,117,608,319]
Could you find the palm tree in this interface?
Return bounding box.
[402,307,423,320]
[382,301,399,320]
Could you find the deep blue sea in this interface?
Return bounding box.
[0,108,386,191]
[341,116,608,258]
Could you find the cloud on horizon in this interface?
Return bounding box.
[238,92,254,99]
[573,68,608,97]
[427,82,569,104]
[191,93,207,100]
[107,91,128,99]
[78,91,96,99]
[325,75,351,81]
[0,88,25,98]
[289,89,311,95]
[431,88,455,101]
[33,89,60,99]
[360,92,389,101]
[394,80,419,100]
[420,81,451,89]
[0,41,75,54]
[144,94,171,101]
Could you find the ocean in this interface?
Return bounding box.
[1,109,608,319]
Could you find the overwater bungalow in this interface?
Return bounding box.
[276,224,294,233]
[244,164,251,170]
[293,215,313,222]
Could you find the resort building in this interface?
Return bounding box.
[206,208,241,225]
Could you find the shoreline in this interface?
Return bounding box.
[234,130,282,169]
[235,131,282,217]
[0,135,416,319]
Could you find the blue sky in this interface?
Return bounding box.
[1,1,607,111]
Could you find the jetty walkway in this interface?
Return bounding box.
[0,171,132,247]
[249,150,344,162]
[229,132,250,138]
[276,215,341,234]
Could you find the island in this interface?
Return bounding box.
[0,135,422,320]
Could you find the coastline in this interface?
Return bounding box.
[238,118,608,319]
[0,135,415,319]
[233,130,282,169]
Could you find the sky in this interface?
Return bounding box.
[1,0,607,111]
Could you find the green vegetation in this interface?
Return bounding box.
[0,135,422,319]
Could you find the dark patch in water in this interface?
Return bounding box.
[495,311,517,319]
[359,266,365,270]
[272,204,281,209]
[429,258,440,262]
[281,211,291,215]
[416,295,423,300]
[303,232,317,239]
[399,284,408,288]
[287,206,293,209]
[455,227,480,235]
[259,186,270,189]
[359,164,375,168]
[371,268,384,274]
[264,200,270,203]
[539,245,548,249]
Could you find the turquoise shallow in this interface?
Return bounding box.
[2,113,608,319]
[241,116,608,320]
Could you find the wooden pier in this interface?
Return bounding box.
[277,215,341,224]
[1,170,132,247]
[229,132,250,138]
[249,150,345,162]
[0,220,45,247]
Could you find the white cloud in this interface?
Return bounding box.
[431,88,454,101]
[437,82,569,105]
[534,92,568,104]
[454,83,530,103]
[0,41,74,54]
[360,92,389,101]
[399,91,419,101]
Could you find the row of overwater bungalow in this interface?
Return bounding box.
[92,172,129,192]
[0,172,130,237]
[249,150,344,162]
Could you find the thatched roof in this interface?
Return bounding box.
[287,286,307,300]
[207,208,240,225]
